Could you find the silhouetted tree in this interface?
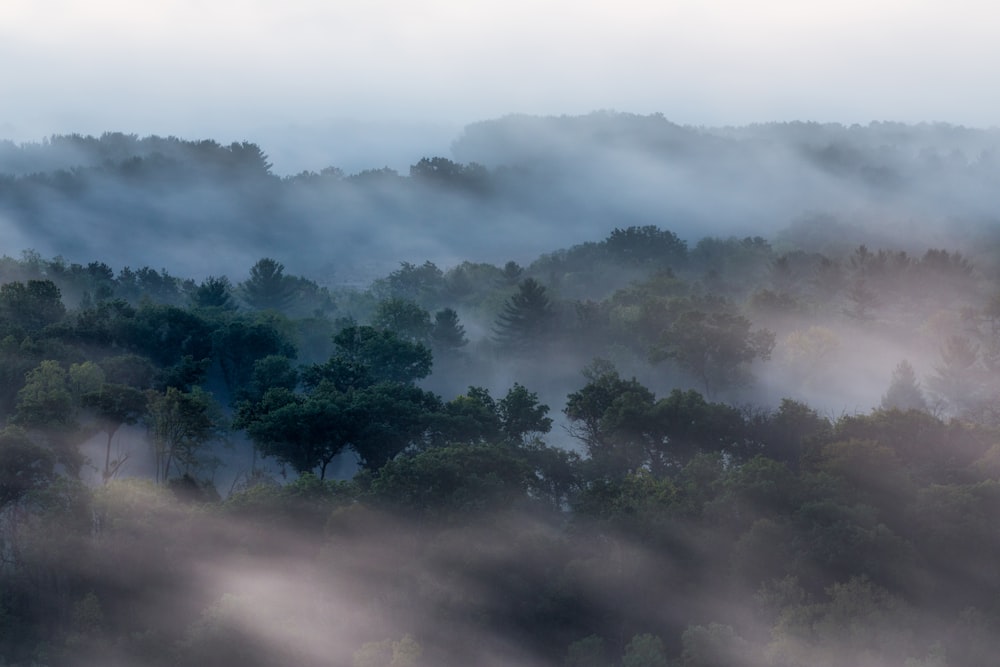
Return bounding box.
[493,278,555,352]
[191,276,236,311]
[430,307,468,350]
[880,360,929,412]
[240,258,296,311]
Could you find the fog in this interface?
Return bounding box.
[2,114,999,289]
[4,111,1000,665]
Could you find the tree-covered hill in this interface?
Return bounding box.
[3,114,1000,286]
[1,207,1000,664]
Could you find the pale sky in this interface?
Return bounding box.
[2,0,999,163]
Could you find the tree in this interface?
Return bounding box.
[654,309,774,396]
[190,276,236,311]
[434,387,503,446]
[0,279,66,334]
[240,258,296,311]
[371,442,533,515]
[881,360,929,412]
[566,362,750,475]
[0,427,55,510]
[430,307,468,350]
[372,298,432,343]
[239,326,439,476]
[146,387,220,482]
[80,384,148,484]
[927,335,984,416]
[604,225,687,266]
[756,398,831,467]
[14,360,75,429]
[315,325,432,386]
[235,385,350,480]
[124,303,214,370]
[498,383,553,445]
[349,382,442,470]
[212,317,297,396]
[493,278,555,352]
[565,363,658,476]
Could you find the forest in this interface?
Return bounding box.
[2,115,1000,666]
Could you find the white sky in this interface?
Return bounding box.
[2,1,999,153]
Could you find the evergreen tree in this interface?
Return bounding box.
[431,307,468,350]
[881,359,929,412]
[240,258,296,311]
[492,278,554,352]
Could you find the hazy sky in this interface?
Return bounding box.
[2,0,999,170]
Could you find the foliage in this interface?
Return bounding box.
[145,386,221,482]
[653,307,775,396]
[493,277,555,352]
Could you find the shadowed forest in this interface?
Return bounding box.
[3,114,1000,666]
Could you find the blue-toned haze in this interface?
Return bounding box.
[2,0,1000,172]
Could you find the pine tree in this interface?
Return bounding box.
[492,278,554,352]
[881,359,929,412]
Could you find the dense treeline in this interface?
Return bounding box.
[1,210,1000,666]
[5,115,1000,286]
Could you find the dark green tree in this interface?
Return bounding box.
[431,307,468,350]
[371,298,432,343]
[235,385,350,480]
[434,387,503,445]
[604,225,687,266]
[493,277,555,352]
[240,258,296,311]
[654,309,774,396]
[212,317,297,397]
[146,387,220,482]
[498,383,553,445]
[311,325,432,386]
[190,276,237,311]
[565,362,657,476]
[0,279,66,334]
[0,426,55,510]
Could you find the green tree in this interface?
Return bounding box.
[146,387,220,482]
[80,384,148,483]
[493,278,555,352]
[430,307,468,350]
[434,387,503,445]
[235,385,350,480]
[371,442,534,515]
[212,316,297,397]
[0,279,66,334]
[239,325,439,475]
[317,325,433,386]
[350,382,442,470]
[0,426,55,510]
[498,382,553,445]
[372,298,432,343]
[654,309,774,396]
[604,225,687,267]
[565,362,656,476]
[240,258,296,311]
[190,275,237,311]
[14,359,75,429]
